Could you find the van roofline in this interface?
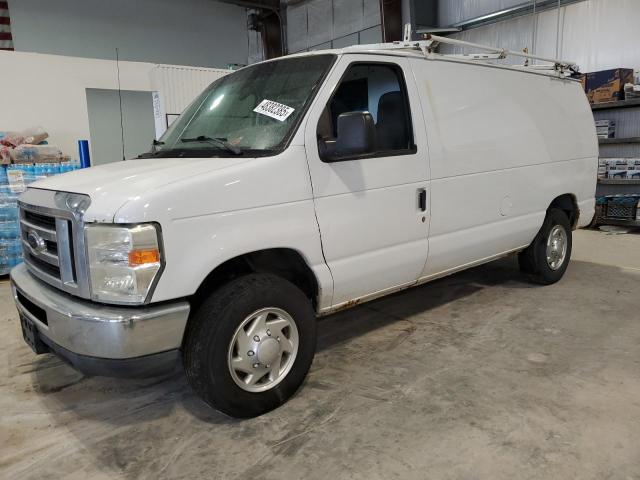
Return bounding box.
[278,48,579,83]
[278,24,579,81]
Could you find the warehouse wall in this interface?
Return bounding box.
[438,0,524,27]
[441,0,640,73]
[286,0,382,53]
[0,51,228,161]
[8,0,248,68]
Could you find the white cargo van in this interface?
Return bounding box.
[11,34,597,417]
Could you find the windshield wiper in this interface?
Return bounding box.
[180,136,242,155]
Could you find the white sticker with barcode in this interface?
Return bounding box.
[253,99,295,122]
[7,169,26,193]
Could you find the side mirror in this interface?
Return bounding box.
[320,111,376,161]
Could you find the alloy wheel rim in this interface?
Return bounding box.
[546,225,567,271]
[227,307,299,393]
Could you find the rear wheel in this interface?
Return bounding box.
[183,273,317,418]
[518,208,572,285]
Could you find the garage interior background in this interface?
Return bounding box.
[0,0,639,164]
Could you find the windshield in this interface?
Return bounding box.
[150,54,336,157]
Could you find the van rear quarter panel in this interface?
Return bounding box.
[409,58,597,277]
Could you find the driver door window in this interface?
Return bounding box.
[317,63,415,160]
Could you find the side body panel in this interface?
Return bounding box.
[113,147,334,307]
[409,58,598,279]
[304,54,431,309]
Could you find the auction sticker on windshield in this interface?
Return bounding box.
[253,99,295,122]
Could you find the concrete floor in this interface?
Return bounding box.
[1,228,640,480]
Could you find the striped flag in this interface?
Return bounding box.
[0,1,13,51]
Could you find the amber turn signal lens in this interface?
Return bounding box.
[128,248,160,266]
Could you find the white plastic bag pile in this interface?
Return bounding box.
[0,126,65,164]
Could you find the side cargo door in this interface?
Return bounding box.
[303,54,431,309]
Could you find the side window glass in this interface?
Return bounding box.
[317,63,414,160]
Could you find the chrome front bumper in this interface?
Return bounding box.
[10,264,190,363]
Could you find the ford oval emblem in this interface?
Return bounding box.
[27,230,47,253]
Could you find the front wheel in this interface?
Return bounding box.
[518,208,572,285]
[183,274,317,418]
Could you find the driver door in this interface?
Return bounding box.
[304,55,430,308]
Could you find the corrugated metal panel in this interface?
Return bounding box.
[286,0,382,53]
[598,144,640,158]
[150,64,230,115]
[593,109,640,140]
[442,0,640,72]
[439,0,527,27]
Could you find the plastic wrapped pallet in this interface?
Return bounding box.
[0,161,81,274]
[10,144,63,163]
[0,166,24,274]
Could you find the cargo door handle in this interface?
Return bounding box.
[418,188,427,212]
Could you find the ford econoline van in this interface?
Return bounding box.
[10,36,597,417]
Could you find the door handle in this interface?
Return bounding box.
[418,188,427,212]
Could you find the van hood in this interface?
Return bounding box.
[30,157,250,221]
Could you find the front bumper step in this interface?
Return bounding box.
[10,263,190,374]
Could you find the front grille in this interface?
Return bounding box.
[20,209,61,280]
[24,210,56,229]
[18,189,91,299]
[605,204,634,219]
[24,250,61,278]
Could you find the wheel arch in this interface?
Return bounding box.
[548,193,579,229]
[190,248,321,313]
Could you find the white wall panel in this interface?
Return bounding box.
[8,0,248,68]
[150,65,229,115]
[443,0,640,73]
[0,50,230,159]
[439,0,524,27]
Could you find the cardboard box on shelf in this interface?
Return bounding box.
[582,68,634,104]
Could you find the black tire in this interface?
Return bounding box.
[518,208,572,285]
[183,273,317,418]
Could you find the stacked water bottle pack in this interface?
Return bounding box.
[0,162,80,275]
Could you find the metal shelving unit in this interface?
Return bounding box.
[598,179,640,185]
[598,137,640,145]
[592,98,640,225]
[591,98,640,111]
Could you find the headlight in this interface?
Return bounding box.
[85,224,163,304]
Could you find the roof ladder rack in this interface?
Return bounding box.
[422,32,578,74]
[365,23,579,76]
